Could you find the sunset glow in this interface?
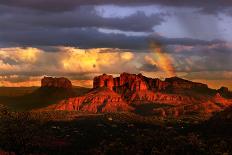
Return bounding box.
[148,42,176,77]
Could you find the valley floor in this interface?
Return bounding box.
[0,111,231,155]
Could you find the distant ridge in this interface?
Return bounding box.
[41,76,72,89]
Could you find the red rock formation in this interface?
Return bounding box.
[93,73,208,95]
[40,73,232,118]
[41,77,72,89]
[139,76,169,91]
[46,88,133,113]
[130,90,197,105]
[131,79,148,91]
[93,74,114,90]
[213,93,232,107]
[217,86,232,98]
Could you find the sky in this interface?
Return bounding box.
[0,0,232,89]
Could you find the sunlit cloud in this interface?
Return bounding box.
[60,47,135,73]
[145,42,176,77]
[0,60,16,70]
[0,47,40,63]
[0,75,42,87]
[120,52,134,61]
[0,47,137,87]
[0,43,232,89]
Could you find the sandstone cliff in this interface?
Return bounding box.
[93,73,209,93]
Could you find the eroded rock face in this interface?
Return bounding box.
[93,74,114,90]
[138,75,169,91]
[41,77,72,89]
[130,91,197,105]
[93,73,208,94]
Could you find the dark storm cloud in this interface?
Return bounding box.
[0,28,146,49]
[0,0,227,56]
[169,43,232,72]
[0,27,224,50]
[139,43,232,81]
[139,63,159,72]
[0,1,227,50]
[0,0,231,14]
[0,5,165,32]
[0,5,166,48]
[156,38,224,46]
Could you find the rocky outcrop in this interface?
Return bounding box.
[93,73,208,95]
[41,77,72,89]
[46,88,133,113]
[218,87,229,93]
[217,86,232,98]
[93,74,114,90]
[94,73,148,92]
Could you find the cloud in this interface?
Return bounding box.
[139,63,159,72]
[183,71,232,80]
[0,0,231,15]
[0,27,224,50]
[0,44,231,88]
[0,47,138,85]
[140,42,232,79]
[0,3,226,50]
[192,79,232,90]
[60,47,133,73]
[0,47,40,63]
[0,1,231,89]
[169,43,232,73]
[0,5,166,49]
[0,6,165,32]
[120,52,134,61]
[148,42,176,77]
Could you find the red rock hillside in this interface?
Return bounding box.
[42,73,232,117]
[46,87,133,113]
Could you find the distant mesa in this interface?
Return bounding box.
[218,86,229,93]
[41,76,72,89]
